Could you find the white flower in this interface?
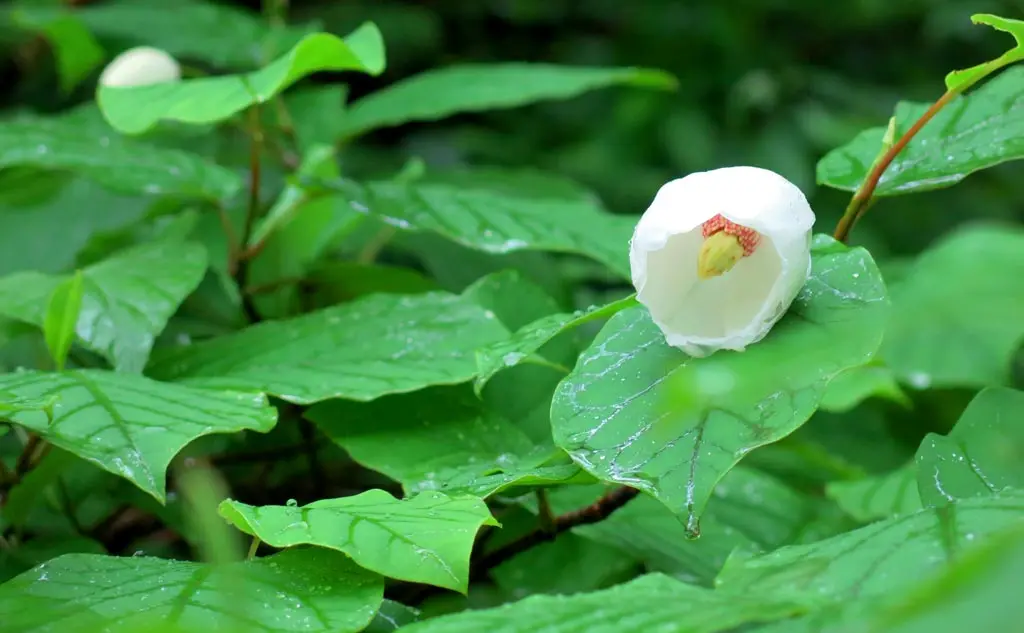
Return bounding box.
[99,47,181,88]
[629,166,815,357]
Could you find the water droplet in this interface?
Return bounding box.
[907,372,932,389]
[286,498,298,507]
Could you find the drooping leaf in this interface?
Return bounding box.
[219,490,498,593]
[0,369,276,501]
[340,63,677,138]
[551,236,888,529]
[42,270,84,371]
[826,463,922,523]
[0,241,208,373]
[882,224,1024,388]
[319,175,637,278]
[715,493,1024,608]
[12,10,104,94]
[817,66,1024,196]
[147,291,509,404]
[0,117,242,201]
[916,387,1024,506]
[0,548,384,633]
[98,25,386,134]
[945,14,1024,92]
[398,573,798,633]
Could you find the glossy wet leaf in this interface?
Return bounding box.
[364,600,421,632]
[0,241,208,373]
[916,387,1024,506]
[147,291,509,404]
[818,66,1024,196]
[42,271,83,372]
[320,175,636,278]
[945,14,1024,91]
[219,490,497,592]
[826,464,921,523]
[882,225,1024,388]
[0,548,383,633]
[0,117,242,201]
[551,237,888,529]
[398,573,799,633]
[98,24,386,134]
[0,369,276,501]
[819,363,908,412]
[0,391,56,419]
[715,493,1024,608]
[340,63,677,137]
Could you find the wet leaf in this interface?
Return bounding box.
[826,464,921,523]
[819,363,908,412]
[0,548,383,633]
[0,369,276,501]
[916,387,1024,506]
[551,237,888,529]
[42,270,84,372]
[147,291,509,404]
[219,490,497,593]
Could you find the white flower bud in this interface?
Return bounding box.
[99,46,181,88]
[629,166,815,357]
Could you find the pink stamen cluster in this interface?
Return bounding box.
[701,214,761,256]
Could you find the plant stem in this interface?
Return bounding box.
[247,536,262,560]
[217,204,241,275]
[243,105,264,252]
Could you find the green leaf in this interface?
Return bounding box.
[916,387,1024,506]
[0,369,276,501]
[320,175,636,278]
[551,236,888,529]
[364,600,422,632]
[474,295,637,394]
[491,533,639,598]
[0,548,383,633]
[98,25,386,134]
[945,14,1024,92]
[715,493,1024,608]
[0,241,208,373]
[304,262,439,308]
[397,573,798,633]
[42,270,83,372]
[0,116,242,201]
[817,66,1024,196]
[0,391,56,418]
[219,490,498,593]
[882,224,1024,388]
[147,291,509,405]
[340,63,677,138]
[826,464,922,523]
[819,363,909,412]
[13,11,104,94]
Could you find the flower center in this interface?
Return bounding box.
[697,214,760,279]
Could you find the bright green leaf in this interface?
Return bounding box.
[219,490,498,593]
[0,391,57,419]
[551,236,888,529]
[0,369,276,501]
[916,387,1024,506]
[819,363,909,412]
[341,63,677,138]
[13,11,104,94]
[0,548,383,633]
[882,224,1024,388]
[945,14,1024,92]
[0,241,208,373]
[826,463,922,523]
[98,25,386,134]
[147,291,509,404]
[42,270,83,371]
[818,66,1024,196]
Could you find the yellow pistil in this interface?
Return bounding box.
[697,231,745,279]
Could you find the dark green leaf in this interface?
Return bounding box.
[42,270,83,371]
[0,548,383,633]
[0,369,276,501]
[364,600,421,632]
[12,11,104,94]
[492,533,639,598]
[826,464,921,523]
[340,63,677,138]
[551,237,888,529]
[219,490,497,592]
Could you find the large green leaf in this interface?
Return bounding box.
[715,493,1024,608]
[320,174,636,278]
[817,66,1024,196]
[916,387,1024,506]
[398,573,798,633]
[0,548,383,633]
[0,369,276,501]
[826,464,921,523]
[98,24,386,134]
[12,10,104,94]
[147,291,509,404]
[551,236,888,529]
[0,241,208,373]
[819,363,908,413]
[219,490,497,593]
[0,117,242,201]
[882,224,1024,388]
[340,63,677,137]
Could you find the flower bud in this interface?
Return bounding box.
[629,166,815,357]
[99,46,181,88]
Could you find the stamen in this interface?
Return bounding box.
[697,215,761,279]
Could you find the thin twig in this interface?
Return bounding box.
[216,204,241,275]
[243,105,264,253]
[14,434,43,477]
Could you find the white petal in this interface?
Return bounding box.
[629,166,815,357]
[99,47,181,88]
